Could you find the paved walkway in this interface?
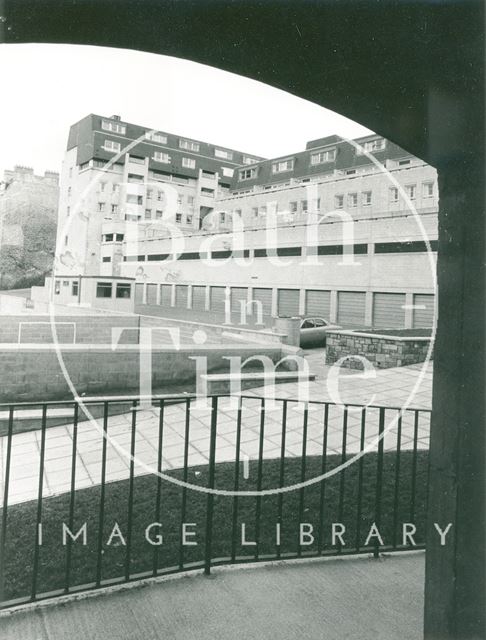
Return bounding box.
[0,553,425,640]
[0,352,432,506]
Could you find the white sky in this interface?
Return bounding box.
[0,43,371,177]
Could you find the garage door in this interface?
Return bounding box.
[251,288,273,316]
[373,292,406,329]
[413,294,435,328]
[277,289,300,317]
[210,286,227,312]
[305,290,331,318]
[337,291,366,327]
[135,283,144,304]
[231,287,248,312]
[175,285,188,308]
[160,284,172,307]
[146,283,157,305]
[191,285,207,310]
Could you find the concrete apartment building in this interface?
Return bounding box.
[0,165,59,288]
[52,114,437,329]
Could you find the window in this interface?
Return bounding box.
[239,168,257,180]
[312,198,321,210]
[335,194,344,209]
[126,194,143,205]
[422,181,434,198]
[252,207,258,218]
[67,187,72,197]
[289,202,298,213]
[103,140,121,153]
[187,195,194,205]
[362,191,372,206]
[146,131,167,144]
[310,149,336,165]
[389,187,399,202]
[358,138,386,154]
[301,200,308,213]
[157,191,163,201]
[222,167,234,177]
[96,282,113,298]
[156,210,163,219]
[146,189,153,199]
[102,256,111,262]
[398,159,411,166]
[175,213,182,223]
[98,202,105,212]
[145,209,152,219]
[116,283,131,298]
[66,206,70,216]
[215,148,233,160]
[272,159,294,173]
[103,234,114,242]
[243,156,259,165]
[405,184,416,200]
[129,155,145,164]
[111,204,118,214]
[345,169,357,175]
[64,235,68,245]
[186,214,193,224]
[115,233,124,241]
[179,139,200,152]
[102,120,126,135]
[220,212,226,223]
[128,173,144,183]
[99,182,106,192]
[234,209,242,218]
[201,187,214,196]
[153,151,170,163]
[54,280,60,294]
[374,240,438,254]
[69,167,73,178]
[177,194,183,204]
[113,184,120,193]
[182,157,196,169]
[72,281,79,296]
[260,205,267,216]
[348,193,358,207]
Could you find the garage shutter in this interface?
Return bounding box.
[305,290,331,318]
[134,283,144,304]
[373,292,406,329]
[191,285,207,310]
[277,289,300,316]
[337,291,366,327]
[251,288,273,316]
[175,285,188,308]
[146,283,157,305]
[231,287,248,312]
[210,286,227,312]
[160,284,172,307]
[413,294,435,328]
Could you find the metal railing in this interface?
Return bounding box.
[0,394,430,609]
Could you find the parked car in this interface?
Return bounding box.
[299,317,341,348]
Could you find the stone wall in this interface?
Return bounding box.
[326,330,433,369]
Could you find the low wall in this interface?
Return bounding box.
[0,344,286,402]
[326,330,433,369]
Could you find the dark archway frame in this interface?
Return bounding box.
[2,1,484,637]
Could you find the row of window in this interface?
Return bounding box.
[125,240,438,262]
[53,278,132,299]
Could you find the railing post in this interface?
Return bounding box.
[374,407,385,559]
[204,396,218,575]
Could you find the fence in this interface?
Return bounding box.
[0,394,430,609]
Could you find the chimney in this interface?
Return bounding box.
[111,115,121,121]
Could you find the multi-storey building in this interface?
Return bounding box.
[55,114,264,277]
[53,115,438,329]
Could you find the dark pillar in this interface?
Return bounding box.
[424,158,485,638]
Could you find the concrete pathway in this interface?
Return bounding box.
[0,552,425,640]
[0,353,432,506]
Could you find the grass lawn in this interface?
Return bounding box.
[1,450,428,605]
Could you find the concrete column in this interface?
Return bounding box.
[298,289,306,316]
[170,284,176,307]
[330,290,338,324]
[155,284,161,306]
[187,285,193,309]
[424,161,485,639]
[142,283,148,305]
[204,285,210,311]
[364,291,373,327]
[271,288,278,317]
[273,316,301,347]
[403,292,414,329]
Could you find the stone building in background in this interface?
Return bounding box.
[0,166,59,289]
